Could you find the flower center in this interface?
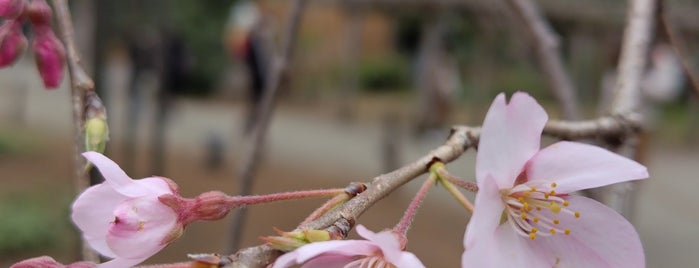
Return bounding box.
[501,182,581,240]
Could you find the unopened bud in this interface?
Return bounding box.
[261,235,307,252]
[27,0,52,27]
[192,191,230,221]
[84,92,109,153]
[32,27,65,88]
[303,229,331,242]
[263,228,333,251]
[0,19,27,67]
[0,0,25,18]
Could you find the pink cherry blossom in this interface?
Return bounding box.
[0,19,27,67]
[32,27,65,89]
[71,152,181,268]
[462,92,648,268]
[0,0,25,18]
[273,224,425,268]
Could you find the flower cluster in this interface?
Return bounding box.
[0,0,65,88]
[10,92,649,267]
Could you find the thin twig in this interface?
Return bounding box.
[51,0,100,262]
[659,3,699,97]
[228,0,307,252]
[505,0,580,120]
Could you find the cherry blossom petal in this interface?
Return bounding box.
[133,177,174,196]
[71,184,127,239]
[463,176,504,249]
[526,141,648,193]
[106,196,178,259]
[71,184,125,258]
[299,254,355,268]
[355,225,400,259]
[530,195,645,268]
[465,223,555,267]
[272,240,378,268]
[355,225,425,267]
[84,152,173,197]
[476,92,548,188]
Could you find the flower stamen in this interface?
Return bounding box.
[502,181,580,240]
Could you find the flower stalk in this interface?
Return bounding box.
[393,172,437,236]
[430,162,476,212]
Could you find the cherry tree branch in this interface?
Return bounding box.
[611,0,657,115]
[228,0,307,252]
[602,0,657,218]
[51,0,100,262]
[224,126,481,267]
[504,0,580,120]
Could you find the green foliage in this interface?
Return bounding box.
[0,195,66,255]
[359,56,410,92]
[0,131,34,156]
[168,0,232,95]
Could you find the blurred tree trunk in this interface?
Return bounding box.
[337,5,363,121]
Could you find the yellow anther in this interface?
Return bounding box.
[531,228,538,233]
[550,203,562,213]
[536,207,542,211]
[529,233,536,240]
[533,217,539,223]
[563,201,569,207]
[530,187,537,192]
[524,192,531,198]
[553,219,560,225]
[550,182,557,188]
[521,213,528,220]
[544,193,550,199]
[550,190,556,196]
[518,197,525,203]
[574,211,581,218]
[550,229,556,234]
[564,229,571,235]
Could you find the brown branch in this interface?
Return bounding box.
[611,0,657,114]
[543,113,643,141]
[224,126,481,267]
[659,3,699,97]
[51,0,99,262]
[505,0,580,120]
[228,0,307,252]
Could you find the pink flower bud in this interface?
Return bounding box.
[10,256,96,268]
[0,19,27,67]
[71,152,182,267]
[27,0,52,27]
[0,0,25,18]
[32,27,65,88]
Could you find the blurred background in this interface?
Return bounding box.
[1,0,698,266]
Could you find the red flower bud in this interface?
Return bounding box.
[32,27,65,88]
[0,0,25,18]
[27,0,52,27]
[10,256,96,268]
[0,19,26,67]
